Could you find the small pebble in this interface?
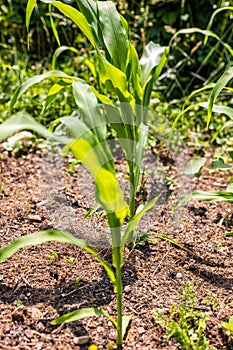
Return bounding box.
[25,330,33,339]
[176,272,183,279]
[124,285,131,293]
[28,214,42,222]
[138,327,145,335]
[73,335,89,345]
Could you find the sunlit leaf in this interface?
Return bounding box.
[198,102,233,120]
[207,67,233,127]
[26,0,37,31]
[10,70,78,112]
[52,46,79,70]
[98,1,129,71]
[41,0,95,46]
[0,112,58,143]
[51,307,117,327]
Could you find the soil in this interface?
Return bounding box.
[0,146,233,350]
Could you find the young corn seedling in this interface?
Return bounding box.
[0,1,231,347]
[0,0,168,346]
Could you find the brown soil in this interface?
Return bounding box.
[0,147,233,350]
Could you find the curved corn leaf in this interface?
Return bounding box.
[49,3,60,46]
[0,112,60,143]
[44,79,72,110]
[72,81,106,143]
[26,0,37,31]
[121,196,160,246]
[98,1,129,71]
[10,70,79,112]
[0,230,116,285]
[52,46,79,70]
[128,43,142,104]
[198,102,233,120]
[70,138,128,219]
[175,191,233,210]
[170,28,233,56]
[140,42,166,87]
[41,0,95,47]
[97,54,134,102]
[207,66,233,127]
[0,230,87,262]
[51,307,117,327]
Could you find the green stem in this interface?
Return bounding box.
[114,245,123,346]
[108,215,124,346]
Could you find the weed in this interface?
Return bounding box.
[44,249,59,263]
[153,282,215,350]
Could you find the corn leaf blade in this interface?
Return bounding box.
[51,307,117,327]
[98,1,129,71]
[0,112,57,142]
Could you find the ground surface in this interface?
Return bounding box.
[0,146,233,349]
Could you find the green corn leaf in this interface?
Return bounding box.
[10,70,78,112]
[76,0,101,44]
[97,54,134,102]
[98,1,129,71]
[0,229,116,286]
[49,3,60,46]
[41,0,95,47]
[198,102,233,120]
[72,81,107,143]
[85,246,116,286]
[121,196,160,246]
[207,66,233,127]
[0,112,58,143]
[175,191,233,209]
[90,86,113,105]
[45,79,72,110]
[128,43,142,104]
[0,230,87,262]
[70,138,128,218]
[140,42,166,87]
[51,307,117,328]
[183,158,206,177]
[26,0,37,31]
[52,46,79,70]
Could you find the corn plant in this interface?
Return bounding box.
[0,1,231,347]
[0,0,169,346]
